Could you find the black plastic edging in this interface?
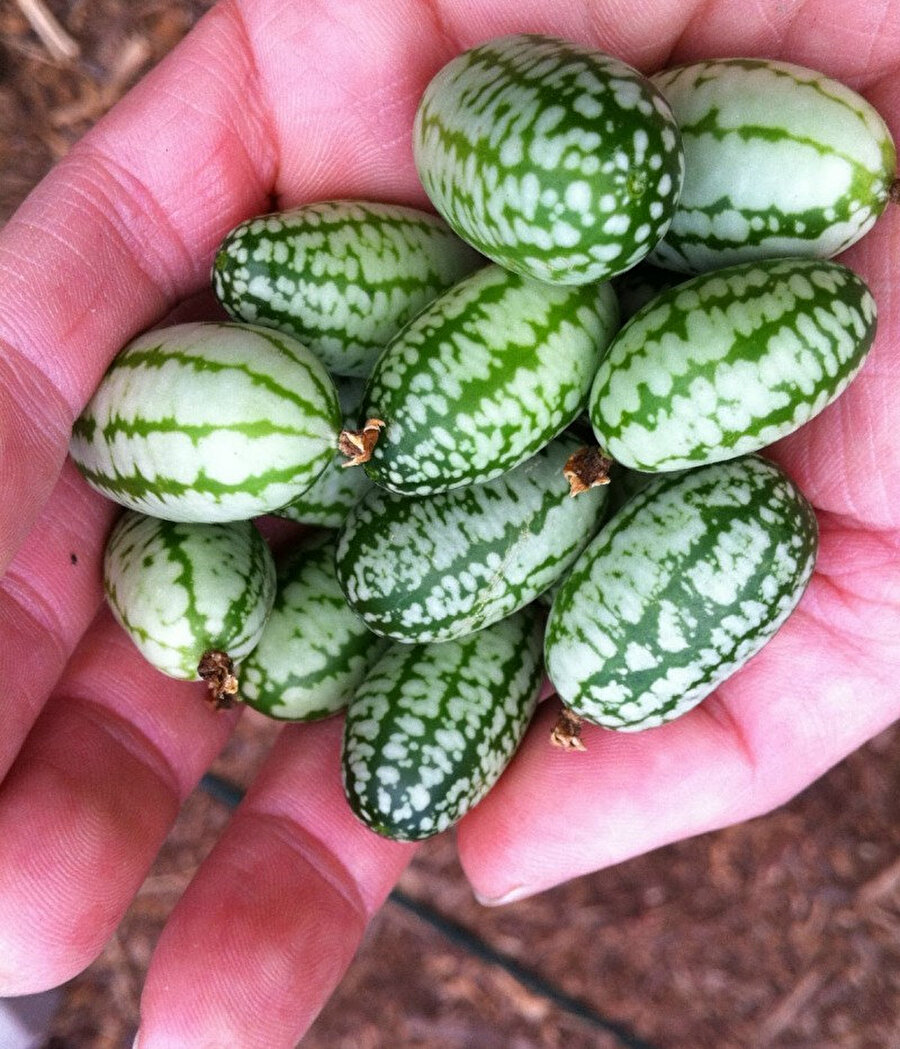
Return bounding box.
[389,887,661,1049]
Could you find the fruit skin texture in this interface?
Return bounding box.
[649,57,898,273]
[276,375,374,527]
[361,263,620,495]
[70,321,342,523]
[336,434,609,644]
[589,258,877,473]
[413,33,684,285]
[545,455,818,731]
[103,511,276,681]
[342,605,544,841]
[241,533,388,721]
[212,200,484,378]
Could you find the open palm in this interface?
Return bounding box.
[0,1,897,1046]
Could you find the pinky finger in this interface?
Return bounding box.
[0,607,240,995]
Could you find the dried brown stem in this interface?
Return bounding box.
[197,650,239,710]
[339,418,385,467]
[563,446,613,496]
[550,708,587,751]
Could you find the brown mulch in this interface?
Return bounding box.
[2,5,899,1049]
[0,0,215,222]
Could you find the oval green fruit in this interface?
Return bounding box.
[545,455,818,731]
[360,263,620,494]
[648,58,897,273]
[241,533,388,721]
[413,33,684,285]
[336,434,609,643]
[342,605,544,841]
[588,258,877,472]
[212,200,484,377]
[103,511,276,695]
[70,321,341,523]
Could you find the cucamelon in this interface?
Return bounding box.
[342,605,544,840]
[103,510,276,706]
[649,58,898,273]
[357,263,620,494]
[336,434,609,643]
[588,258,877,472]
[241,532,388,721]
[545,455,818,731]
[212,200,484,377]
[413,33,684,285]
[70,321,341,523]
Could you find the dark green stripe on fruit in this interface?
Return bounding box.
[342,605,544,840]
[545,455,818,731]
[336,434,609,643]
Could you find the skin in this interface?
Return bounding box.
[0,0,897,1045]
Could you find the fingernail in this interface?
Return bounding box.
[132,1031,141,1049]
[473,883,532,907]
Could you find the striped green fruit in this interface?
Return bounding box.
[104,510,276,704]
[648,58,898,273]
[212,200,484,377]
[588,258,877,473]
[342,605,544,841]
[241,533,388,721]
[413,33,684,285]
[545,455,818,731]
[70,321,341,523]
[360,263,620,495]
[276,376,374,527]
[336,434,609,644]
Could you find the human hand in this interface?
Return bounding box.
[0,2,897,1048]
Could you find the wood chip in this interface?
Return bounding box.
[14,0,80,62]
[550,708,587,750]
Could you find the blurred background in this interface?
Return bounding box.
[1,3,899,1047]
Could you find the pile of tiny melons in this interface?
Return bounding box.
[70,35,896,842]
